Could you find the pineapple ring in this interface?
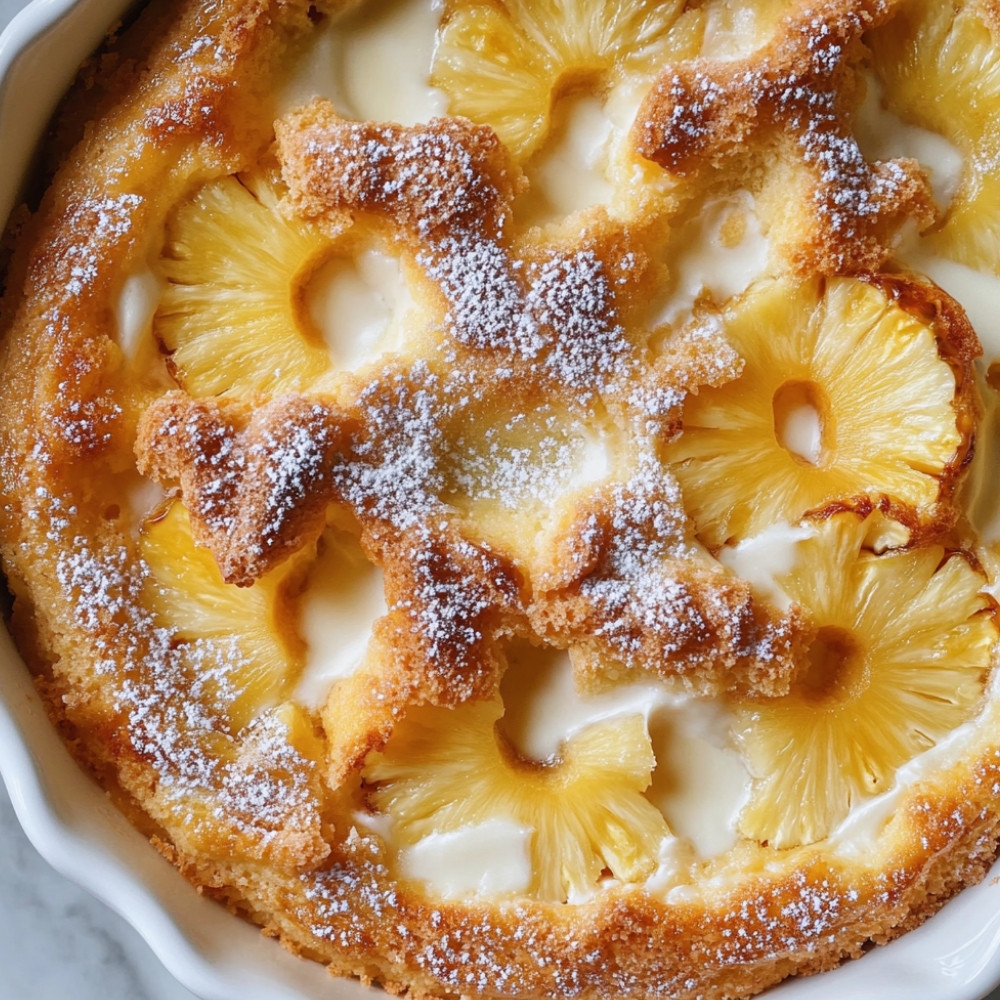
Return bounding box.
[132,502,328,868]
[363,698,669,901]
[154,172,337,397]
[430,0,688,162]
[734,511,996,849]
[665,275,974,548]
[140,499,307,731]
[870,0,1000,274]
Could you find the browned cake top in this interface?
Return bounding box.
[2,1,1000,998]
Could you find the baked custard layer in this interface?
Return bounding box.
[2,1,1000,998]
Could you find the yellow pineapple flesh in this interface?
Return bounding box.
[735,512,996,848]
[431,0,686,161]
[439,397,617,572]
[666,277,962,547]
[871,0,1000,272]
[140,500,305,731]
[154,172,333,397]
[363,698,668,901]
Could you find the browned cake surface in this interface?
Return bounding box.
[2,1,1000,998]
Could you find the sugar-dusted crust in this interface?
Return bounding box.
[2,0,1000,998]
[634,0,936,274]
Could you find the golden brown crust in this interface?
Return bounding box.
[634,0,935,274]
[2,0,1000,998]
[528,474,806,699]
[277,102,524,242]
[136,391,358,584]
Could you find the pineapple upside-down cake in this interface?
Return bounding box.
[2,0,1000,997]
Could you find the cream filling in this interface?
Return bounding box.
[278,0,447,124]
[717,522,816,613]
[500,647,663,762]
[115,266,162,363]
[398,819,534,898]
[775,402,823,466]
[502,650,749,860]
[306,247,412,371]
[854,71,964,212]
[518,72,682,227]
[653,191,770,327]
[902,252,1000,363]
[519,94,616,225]
[645,700,751,860]
[294,528,387,711]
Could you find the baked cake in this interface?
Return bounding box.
[2,0,1000,997]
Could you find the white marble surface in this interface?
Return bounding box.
[2,1,1000,1000]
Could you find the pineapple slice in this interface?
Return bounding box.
[666,277,963,547]
[271,699,327,765]
[439,396,618,574]
[140,500,305,731]
[154,172,332,397]
[431,0,686,161]
[364,699,668,901]
[870,0,1000,272]
[152,700,328,867]
[735,513,996,848]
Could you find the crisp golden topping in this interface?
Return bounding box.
[2,0,1000,998]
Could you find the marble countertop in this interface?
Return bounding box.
[1,1,1000,999]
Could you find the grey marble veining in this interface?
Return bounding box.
[1,1,1000,999]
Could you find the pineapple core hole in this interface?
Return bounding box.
[517,90,614,225]
[772,380,828,466]
[303,248,407,372]
[800,626,867,703]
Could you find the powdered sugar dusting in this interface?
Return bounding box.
[41,193,144,298]
[52,527,323,858]
[331,360,447,530]
[576,455,704,663]
[636,0,923,270]
[419,241,636,395]
[252,405,335,557]
[446,405,609,511]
